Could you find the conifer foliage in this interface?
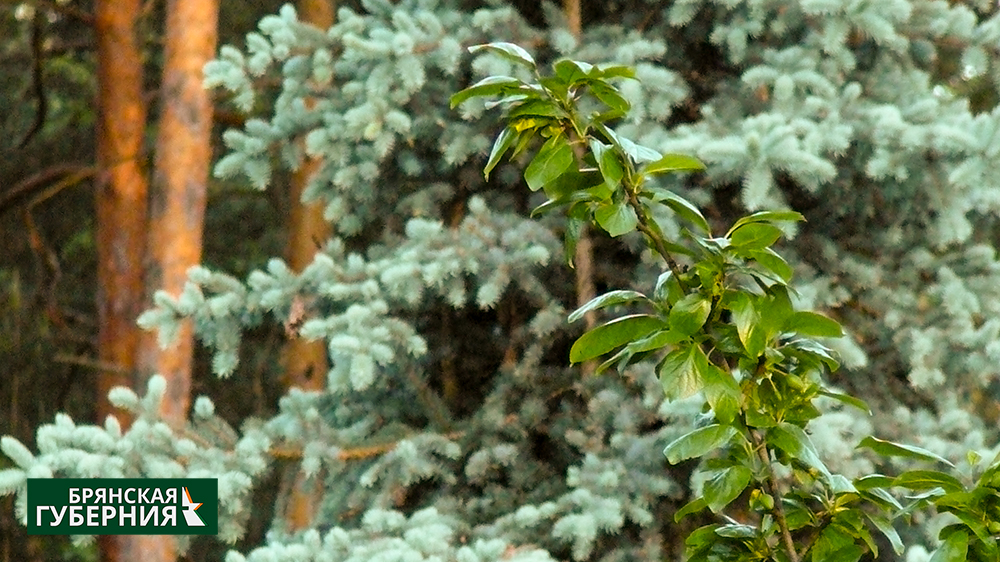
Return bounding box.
[3,1,1000,560]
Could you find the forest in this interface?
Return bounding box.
[2,0,1000,561]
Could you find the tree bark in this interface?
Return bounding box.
[279,0,335,533]
[138,0,219,424]
[99,0,218,558]
[94,0,148,424]
[94,0,149,559]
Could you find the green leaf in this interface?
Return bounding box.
[524,134,574,191]
[785,311,844,338]
[819,390,870,414]
[928,530,968,562]
[596,123,661,162]
[726,210,805,237]
[758,285,794,339]
[669,293,712,338]
[538,75,569,103]
[663,424,737,464]
[538,168,585,201]
[893,470,965,493]
[811,523,862,562]
[860,487,903,511]
[785,338,840,371]
[468,42,536,69]
[554,59,592,85]
[595,201,638,237]
[484,93,529,109]
[865,513,904,555]
[819,545,865,562]
[729,222,783,250]
[767,423,831,478]
[659,344,708,400]
[703,362,740,424]
[484,127,516,180]
[704,466,752,513]
[530,197,568,218]
[654,270,684,305]
[648,189,711,235]
[685,525,722,553]
[748,248,794,282]
[569,314,666,363]
[508,99,565,118]
[590,140,625,190]
[644,153,706,175]
[855,474,895,490]
[568,290,648,323]
[727,292,765,358]
[563,209,586,266]
[715,524,755,538]
[592,64,637,80]
[450,76,523,108]
[946,509,993,552]
[828,473,858,494]
[589,80,631,113]
[626,329,685,353]
[857,436,954,466]
[620,138,661,163]
[674,497,707,522]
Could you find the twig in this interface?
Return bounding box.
[18,9,46,148]
[749,428,800,562]
[271,431,464,462]
[0,164,95,215]
[53,353,131,375]
[403,367,455,433]
[626,189,687,288]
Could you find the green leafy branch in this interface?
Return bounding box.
[455,42,1000,562]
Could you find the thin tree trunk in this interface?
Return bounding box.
[94,0,149,559]
[563,0,598,377]
[139,0,219,424]
[94,0,147,423]
[280,0,335,533]
[564,0,581,38]
[283,0,333,405]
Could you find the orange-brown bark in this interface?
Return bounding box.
[100,0,218,559]
[283,0,336,394]
[564,0,582,38]
[95,1,149,560]
[280,0,335,532]
[94,0,148,423]
[139,0,219,426]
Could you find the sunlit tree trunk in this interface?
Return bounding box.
[283,0,334,393]
[139,0,219,424]
[279,0,335,533]
[94,0,149,559]
[94,0,147,425]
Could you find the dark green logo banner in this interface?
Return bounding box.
[28,478,218,535]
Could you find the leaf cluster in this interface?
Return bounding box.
[460,42,1000,562]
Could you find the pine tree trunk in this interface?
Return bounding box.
[94,0,147,424]
[94,0,149,559]
[139,0,219,424]
[280,0,335,533]
[283,0,334,393]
